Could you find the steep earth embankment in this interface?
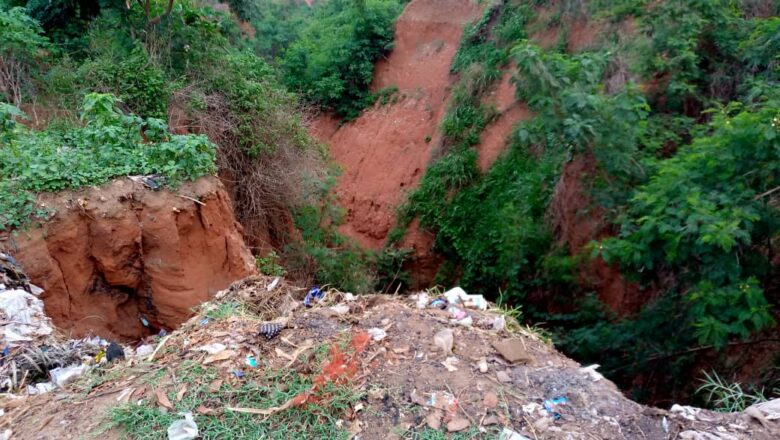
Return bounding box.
[309,0,481,254]
[2,176,256,340]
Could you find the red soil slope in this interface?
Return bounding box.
[309,0,482,250]
[5,177,256,340]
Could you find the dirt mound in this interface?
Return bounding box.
[3,276,778,439]
[309,0,481,249]
[3,176,256,340]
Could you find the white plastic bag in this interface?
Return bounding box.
[50,364,89,387]
[168,412,199,440]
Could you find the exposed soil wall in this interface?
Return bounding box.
[309,0,482,250]
[3,176,256,340]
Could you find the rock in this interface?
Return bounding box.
[426,409,443,430]
[496,370,512,383]
[483,415,500,426]
[499,428,532,440]
[483,392,498,409]
[433,328,454,353]
[447,417,470,432]
[532,416,551,431]
[477,357,488,373]
[492,339,532,364]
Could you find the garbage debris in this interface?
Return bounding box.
[433,328,454,354]
[232,370,245,379]
[580,364,604,382]
[441,356,459,372]
[492,339,532,364]
[245,355,257,368]
[414,292,429,309]
[329,304,350,315]
[0,253,30,291]
[477,357,488,373]
[106,342,125,362]
[135,344,155,358]
[258,322,283,340]
[167,412,199,440]
[266,277,280,292]
[368,328,387,341]
[26,382,55,395]
[499,428,532,440]
[429,298,447,309]
[543,396,568,420]
[303,286,325,307]
[199,317,210,326]
[443,286,488,310]
[50,364,89,387]
[671,404,701,421]
[0,288,53,345]
[197,343,226,355]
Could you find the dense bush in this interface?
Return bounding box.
[280,0,403,119]
[0,93,216,230]
[0,6,49,105]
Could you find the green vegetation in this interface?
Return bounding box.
[280,0,404,119]
[0,93,215,229]
[109,361,363,439]
[390,0,780,404]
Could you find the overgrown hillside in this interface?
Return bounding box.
[2,0,779,413]
[382,0,780,405]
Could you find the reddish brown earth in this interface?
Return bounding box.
[3,177,256,340]
[548,155,644,313]
[478,71,531,172]
[309,0,482,250]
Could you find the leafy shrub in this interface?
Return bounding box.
[280,0,403,119]
[0,6,50,105]
[598,102,779,348]
[0,94,216,230]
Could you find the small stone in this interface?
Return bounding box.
[496,370,512,383]
[477,357,488,373]
[483,392,498,409]
[533,416,551,431]
[447,417,470,432]
[426,409,443,430]
[482,415,500,426]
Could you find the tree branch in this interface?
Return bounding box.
[148,0,175,26]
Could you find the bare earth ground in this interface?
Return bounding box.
[3,276,778,439]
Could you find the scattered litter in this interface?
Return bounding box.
[446,417,470,432]
[199,317,210,326]
[580,364,604,381]
[414,292,429,309]
[433,328,454,354]
[106,342,125,362]
[0,429,11,440]
[492,339,532,364]
[245,355,257,368]
[426,391,457,412]
[492,315,506,331]
[443,286,488,310]
[671,404,701,421]
[749,398,780,420]
[454,316,473,327]
[303,286,325,307]
[0,288,53,345]
[429,298,447,309]
[477,357,488,373]
[167,412,199,440]
[159,329,168,337]
[203,350,236,365]
[140,316,150,327]
[499,428,531,440]
[543,396,568,420]
[329,304,350,315]
[522,402,543,415]
[196,343,226,355]
[233,370,245,379]
[662,416,669,433]
[259,322,283,340]
[368,328,387,341]
[447,306,468,320]
[266,277,280,292]
[344,293,357,302]
[26,382,55,395]
[441,356,459,372]
[50,364,89,387]
[135,344,155,358]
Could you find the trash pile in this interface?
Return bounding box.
[1,274,779,440]
[1,253,128,396]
